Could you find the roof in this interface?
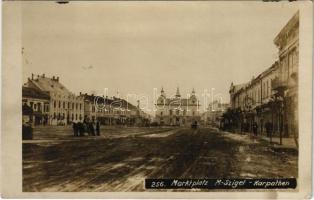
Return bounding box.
[82,94,138,110]
[22,86,50,100]
[274,11,299,47]
[26,76,71,95]
[231,82,249,94]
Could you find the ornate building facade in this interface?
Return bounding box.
[228,11,298,141]
[273,11,299,138]
[155,88,201,126]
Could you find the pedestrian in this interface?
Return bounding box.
[253,121,258,136]
[265,121,273,137]
[96,121,100,136]
[89,121,95,136]
[72,120,78,137]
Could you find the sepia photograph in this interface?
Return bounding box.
[1,0,313,198]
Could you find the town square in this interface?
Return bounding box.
[19,2,300,192]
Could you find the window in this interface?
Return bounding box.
[160,111,163,116]
[176,110,179,115]
[75,114,77,120]
[76,103,78,110]
[58,101,61,108]
[170,110,173,116]
[54,101,56,108]
[80,104,82,110]
[63,102,65,108]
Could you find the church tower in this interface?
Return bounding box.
[161,87,165,97]
[175,87,181,98]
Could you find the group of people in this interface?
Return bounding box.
[72,119,101,137]
[241,121,273,137]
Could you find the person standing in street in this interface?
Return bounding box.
[96,120,100,136]
[72,120,78,137]
[253,121,258,136]
[89,121,95,136]
[265,121,273,137]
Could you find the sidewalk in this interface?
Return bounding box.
[218,128,298,151]
[259,135,298,151]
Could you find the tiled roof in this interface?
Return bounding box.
[82,94,138,110]
[28,77,71,95]
[22,86,50,100]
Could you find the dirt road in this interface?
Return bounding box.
[23,127,297,192]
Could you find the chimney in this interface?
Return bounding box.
[37,74,40,78]
[31,73,34,80]
[56,76,59,82]
[52,76,55,80]
[79,92,82,95]
[42,73,45,78]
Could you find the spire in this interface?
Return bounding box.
[192,88,196,95]
[175,87,181,98]
[161,87,165,97]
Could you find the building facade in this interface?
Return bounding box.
[22,86,50,125]
[228,11,298,139]
[82,94,150,126]
[273,11,299,138]
[229,62,279,134]
[155,88,201,126]
[23,74,84,125]
[202,101,229,127]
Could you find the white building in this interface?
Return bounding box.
[23,74,84,125]
[155,87,201,126]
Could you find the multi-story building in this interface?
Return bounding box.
[273,11,299,138]
[23,74,84,125]
[22,86,50,125]
[228,11,298,138]
[229,62,279,133]
[155,87,201,126]
[82,94,149,126]
[202,101,229,127]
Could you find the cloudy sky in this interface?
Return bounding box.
[21,1,299,113]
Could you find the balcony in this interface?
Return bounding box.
[271,77,288,92]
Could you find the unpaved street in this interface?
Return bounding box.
[23,126,297,192]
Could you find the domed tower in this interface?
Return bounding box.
[157,87,166,105]
[190,88,197,104]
